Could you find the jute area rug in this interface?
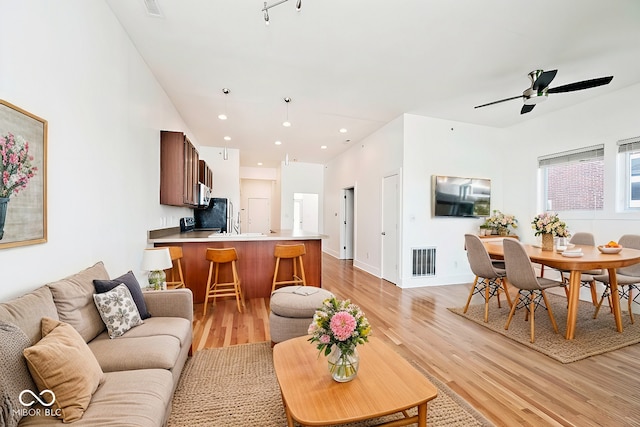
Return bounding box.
[448,292,640,363]
[168,342,493,427]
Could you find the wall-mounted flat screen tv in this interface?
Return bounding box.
[432,175,491,217]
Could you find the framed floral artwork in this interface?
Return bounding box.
[0,99,47,249]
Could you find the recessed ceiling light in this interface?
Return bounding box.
[218,114,227,120]
[339,128,347,133]
[282,121,291,127]
[275,140,282,145]
[257,162,263,166]
[321,145,327,149]
[224,136,231,141]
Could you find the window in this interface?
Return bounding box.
[538,145,604,211]
[618,137,640,210]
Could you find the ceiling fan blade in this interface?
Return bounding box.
[521,104,535,114]
[532,69,557,90]
[547,76,613,94]
[474,95,523,109]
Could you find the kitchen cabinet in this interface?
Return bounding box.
[160,130,200,207]
[199,160,213,189]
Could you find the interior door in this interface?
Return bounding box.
[340,188,354,260]
[247,198,270,233]
[382,174,399,285]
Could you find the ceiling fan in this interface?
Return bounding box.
[474,69,613,114]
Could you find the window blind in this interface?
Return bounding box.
[538,144,604,167]
[617,136,640,153]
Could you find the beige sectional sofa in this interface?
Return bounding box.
[0,261,193,427]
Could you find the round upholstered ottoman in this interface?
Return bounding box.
[269,286,334,344]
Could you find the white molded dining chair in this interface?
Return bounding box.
[593,234,640,323]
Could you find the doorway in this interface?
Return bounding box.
[340,187,354,260]
[293,193,319,233]
[247,198,270,234]
[382,174,399,285]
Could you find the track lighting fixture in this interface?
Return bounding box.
[282,97,292,127]
[285,153,290,166]
[262,0,301,24]
[218,88,230,120]
[223,147,229,160]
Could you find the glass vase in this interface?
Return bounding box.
[327,345,359,382]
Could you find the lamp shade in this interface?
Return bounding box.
[141,248,172,271]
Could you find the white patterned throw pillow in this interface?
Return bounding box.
[93,284,144,339]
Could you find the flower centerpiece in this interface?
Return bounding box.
[0,132,37,240]
[308,297,371,382]
[484,210,518,236]
[531,212,570,251]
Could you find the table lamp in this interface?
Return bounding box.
[141,248,172,290]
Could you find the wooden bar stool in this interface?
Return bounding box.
[203,248,244,315]
[165,246,186,289]
[271,244,307,293]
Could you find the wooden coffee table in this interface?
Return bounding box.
[273,336,438,427]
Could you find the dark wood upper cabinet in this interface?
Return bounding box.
[199,160,213,189]
[160,130,200,207]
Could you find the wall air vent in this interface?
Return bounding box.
[412,247,436,277]
[143,0,164,18]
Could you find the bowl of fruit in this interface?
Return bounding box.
[598,241,623,254]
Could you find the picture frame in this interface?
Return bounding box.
[0,99,47,249]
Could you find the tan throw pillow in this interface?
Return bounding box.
[23,317,105,423]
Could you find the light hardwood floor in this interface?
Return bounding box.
[192,253,640,427]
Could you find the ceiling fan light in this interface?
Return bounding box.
[523,88,548,105]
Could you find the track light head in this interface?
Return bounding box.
[296,0,302,11]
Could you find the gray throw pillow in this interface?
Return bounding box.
[0,321,38,427]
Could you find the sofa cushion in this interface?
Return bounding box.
[47,262,110,343]
[23,318,106,423]
[17,369,173,427]
[0,286,59,344]
[120,316,192,346]
[93,284,144,339]
[0,321,37,427]
[93,271,151,319]
[88,333,181,372]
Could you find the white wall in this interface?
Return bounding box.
[0,1,193,300]
[401,114,508,286]
[280,162,324,231]
[324,116,404,275]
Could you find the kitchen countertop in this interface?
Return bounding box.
[148,227,327,244]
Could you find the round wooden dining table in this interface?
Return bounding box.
[483,241,640,340]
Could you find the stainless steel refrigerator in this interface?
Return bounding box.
[194,197,228,232]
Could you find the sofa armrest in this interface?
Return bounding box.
[142,289,193,322]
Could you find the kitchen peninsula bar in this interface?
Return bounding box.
[148,229,325,302]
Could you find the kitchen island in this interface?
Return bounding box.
[148,228,326,302]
